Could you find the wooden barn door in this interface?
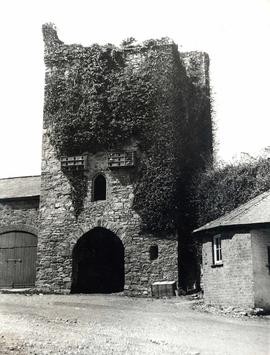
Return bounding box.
[0,232,37,288]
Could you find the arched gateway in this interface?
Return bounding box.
[71,227,124,293]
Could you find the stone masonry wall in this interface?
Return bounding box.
[202,232,254,308]
[37,134,178,295]
[0,199,39,235]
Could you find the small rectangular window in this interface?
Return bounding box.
[213,235,222,265]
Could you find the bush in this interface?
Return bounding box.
[195,158,270,227]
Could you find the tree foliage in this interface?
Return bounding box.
[195,158,270,227]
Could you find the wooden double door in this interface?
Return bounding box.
[0,231,37,288]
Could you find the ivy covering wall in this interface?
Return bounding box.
[43,23,212,235]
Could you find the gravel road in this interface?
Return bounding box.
[0,293,269,355]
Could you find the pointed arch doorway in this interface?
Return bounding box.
[71,227,124,293]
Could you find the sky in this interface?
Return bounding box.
[0,0,269,178]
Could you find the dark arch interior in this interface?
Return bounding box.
[71,228,124,293]
[93,174,106,201]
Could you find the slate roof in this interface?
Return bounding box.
[0,176,41,199]
[193,190,270,233]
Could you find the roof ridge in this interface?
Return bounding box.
[222,190,270,220]
[194,189,270,233]
[0,175,41,181]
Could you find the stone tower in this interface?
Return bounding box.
[36,24,212,295]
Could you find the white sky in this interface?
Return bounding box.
[0,0,269,178]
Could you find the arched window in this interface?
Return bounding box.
[149,244,158,260]
[93,174,106,201]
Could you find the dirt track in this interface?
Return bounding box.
[0,293,269,355]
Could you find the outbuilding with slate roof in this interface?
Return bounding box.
[193,191,270,311]
[0,176,40,288]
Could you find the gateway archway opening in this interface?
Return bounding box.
[71,227,124,293]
